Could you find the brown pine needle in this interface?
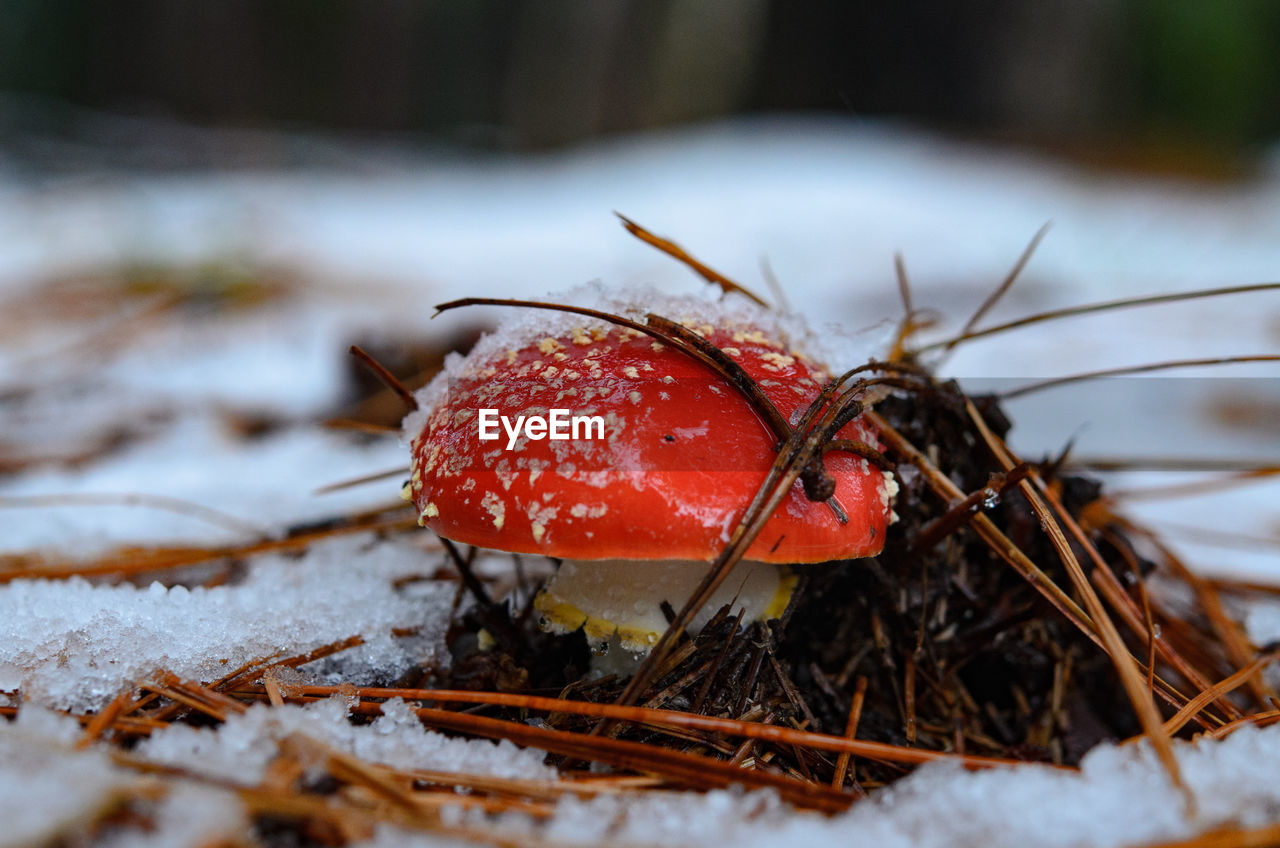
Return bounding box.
[0,492,261,536]
[999,355,1280,399]
[1069,457,1280,473]
[281,734,423,815]
[1082,529,1241,723]
[888,253,925,361]
[232,786,377,842]
[1147,523,1280,554]
[895,252,915,317]
[728,710,770,767]
[616,212,770,307]
[322,417,401,435]
[268,634,367,671]
[207,651,285,690]
[831,675,868,789]
[963,399,1189,803]
[1134,821,1280,848]
[914,281,1280,355]
[947,222,1052,354]
[867,411,1094,636]
[241,683,1064,773]
[348,344,418,412]
[264,676,285,707]
[314,465,412,495]
[871,411,1212,725]
[1,511,417,583]
[215,634,367,696]
[909,464,1032,554]
[1108,469,1280,501]
[140,673,247,721]
[408,768,660,801]
[0,706,166,738]
[408,702,856,812]
[1206,576,1280,596]
[1136,528,1278,706]
[904,653,918,744]
[77,688,136,748]
[433,298,806,467]
[1205,709,1280,740]
[1159,648,1280,737]
[1137,565,1158,697]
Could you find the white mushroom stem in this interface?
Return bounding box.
[534,558,795,666]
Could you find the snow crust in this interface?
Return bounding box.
[1244,597,1280,689]
[0,709,127,848]
[139,697,555,784]
[0,706,250,848]
[402,280,841,443]
[366,725,1280,848]
[94,783,248,848]
[0,413,407,557]
[0,535,451,711]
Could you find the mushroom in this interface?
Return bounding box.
[404,292,896,671]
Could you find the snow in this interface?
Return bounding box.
[1243,596,1280,685]
[354,724,1280,848]
[93,783,248,848]
[138,697,555,785]
[0,697,555,847]
[0,706,251,848]
[0,709,128,848]
[18,705,1277,848]
[0,414,407,556]
[401,280,847,443]
[0,535,452,711]
[0,114,1277,845]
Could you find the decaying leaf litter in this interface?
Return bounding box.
[2,219,1280,848]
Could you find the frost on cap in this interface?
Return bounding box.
[407,305,893,564]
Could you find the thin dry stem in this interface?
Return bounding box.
[914,281,1280,355]
[999,354,1280,399]
[831,675,869,790]
[615,212,770,307]
[348,344,419,411]
[0,510,416,583]
[1158,648,1280,737]
[945,222,1051,355]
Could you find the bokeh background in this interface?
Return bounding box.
[0,1,1277,580]
[3,1,1280,167]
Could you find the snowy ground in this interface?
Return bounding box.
[1,116,1278,846]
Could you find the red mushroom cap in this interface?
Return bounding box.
[406,305,893,564]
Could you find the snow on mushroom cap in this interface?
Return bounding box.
[401,283,826,440]
[405,285,893,563]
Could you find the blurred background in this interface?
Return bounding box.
[2,0,1279,169]
[0,1,1277,579]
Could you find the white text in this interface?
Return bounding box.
[478,408,605,450]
